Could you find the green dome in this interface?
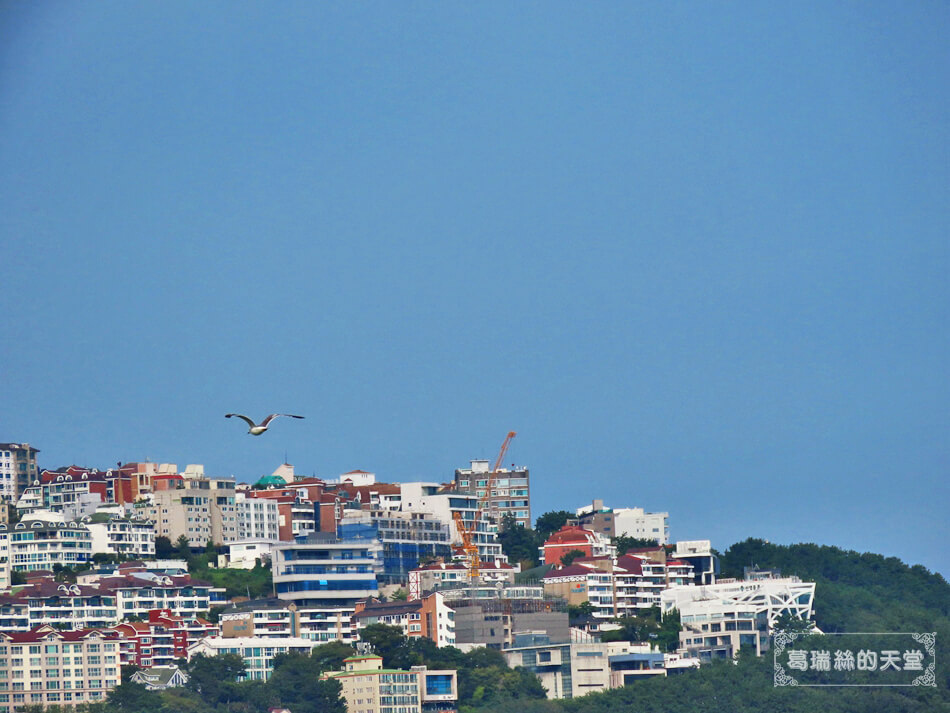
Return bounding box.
[254,474,286,488]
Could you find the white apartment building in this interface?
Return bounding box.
[399,483,504,562]
[321,655,458,713]
[575,500,669,545]
[236,494,280,541]
[0,519,92,572]
[187,636,313,681]
[143,474,238,547]
[543,554,694,619]
[86,516,155,559]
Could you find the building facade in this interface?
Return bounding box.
[321,655,458,713]
[353,592,456,647]
[452,460,531,528]
[0,626,121,712]
[0,443,39,503]
[0,519,92,572]
[187,636,313,681]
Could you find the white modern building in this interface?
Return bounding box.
[272,533,381,609]
[86,516,155,559]
[236,494,281,541]
[575,500,669,545]
[399,483,504,562]
[661,574,817,659]
[187,635,313,681]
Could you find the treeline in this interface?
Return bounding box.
[24,623,549,713]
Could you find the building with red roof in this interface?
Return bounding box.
[112,609,217,668]
[539,524,615,566]
[0,625,122,707]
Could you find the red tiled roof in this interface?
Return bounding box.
[542,564,603,579]
[543,525,598,546]
[616,555,644,576]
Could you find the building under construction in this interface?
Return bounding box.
[439,584,568,650]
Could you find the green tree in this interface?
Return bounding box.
[174,534,192,560]
[359,623,420,670]
[498,514,541,568]
[773,611,816,634]
[567,600,595,622]
[186,653,246,705]
[560,549,585,567]
[104,682,163,712]
[390,588,408,601]
[269,653,346,713]
[534,510,574,541]
[154,535,175,559]
[612,534,659,555]
[310,641,356,673]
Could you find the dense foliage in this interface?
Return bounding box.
[359,623,547,712]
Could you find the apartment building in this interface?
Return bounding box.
[442,585,569,650]
[575,500,670,545]
[353,592,456,647]
[453,459,531,528]
[542,554,694,619]
[0,574,222,629]
[504,632,699,699]
[86,515,155,559]
[0,626,121,712]
[407,559,516,600]
[240,488,317,541]
[0,444,39,503]
[0,519,92,572]
[338,509,453,585]
[187,636,313,681]
[113,609,217,668]
[236,494,281,540]
[321,655,458,713]
[399,483,504,563]
[143,471,238,547]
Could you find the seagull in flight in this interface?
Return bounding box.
[225,413,305,435]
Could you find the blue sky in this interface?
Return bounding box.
[1,2,947,576]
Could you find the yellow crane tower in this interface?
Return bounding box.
[454,431,517,582]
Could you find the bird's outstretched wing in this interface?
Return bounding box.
[226,414,258,428]
[260,413,305,426]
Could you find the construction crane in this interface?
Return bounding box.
[454,431,518,583]
[479,431,517,523]
[453,510,481,580]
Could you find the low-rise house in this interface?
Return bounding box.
[538,525,615,566]
[130,664,189,690]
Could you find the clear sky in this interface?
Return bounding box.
[2,2,947,576]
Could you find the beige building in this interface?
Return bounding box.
[321,655,458,713]
[0,626,121,712]
[143,472,237,546]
